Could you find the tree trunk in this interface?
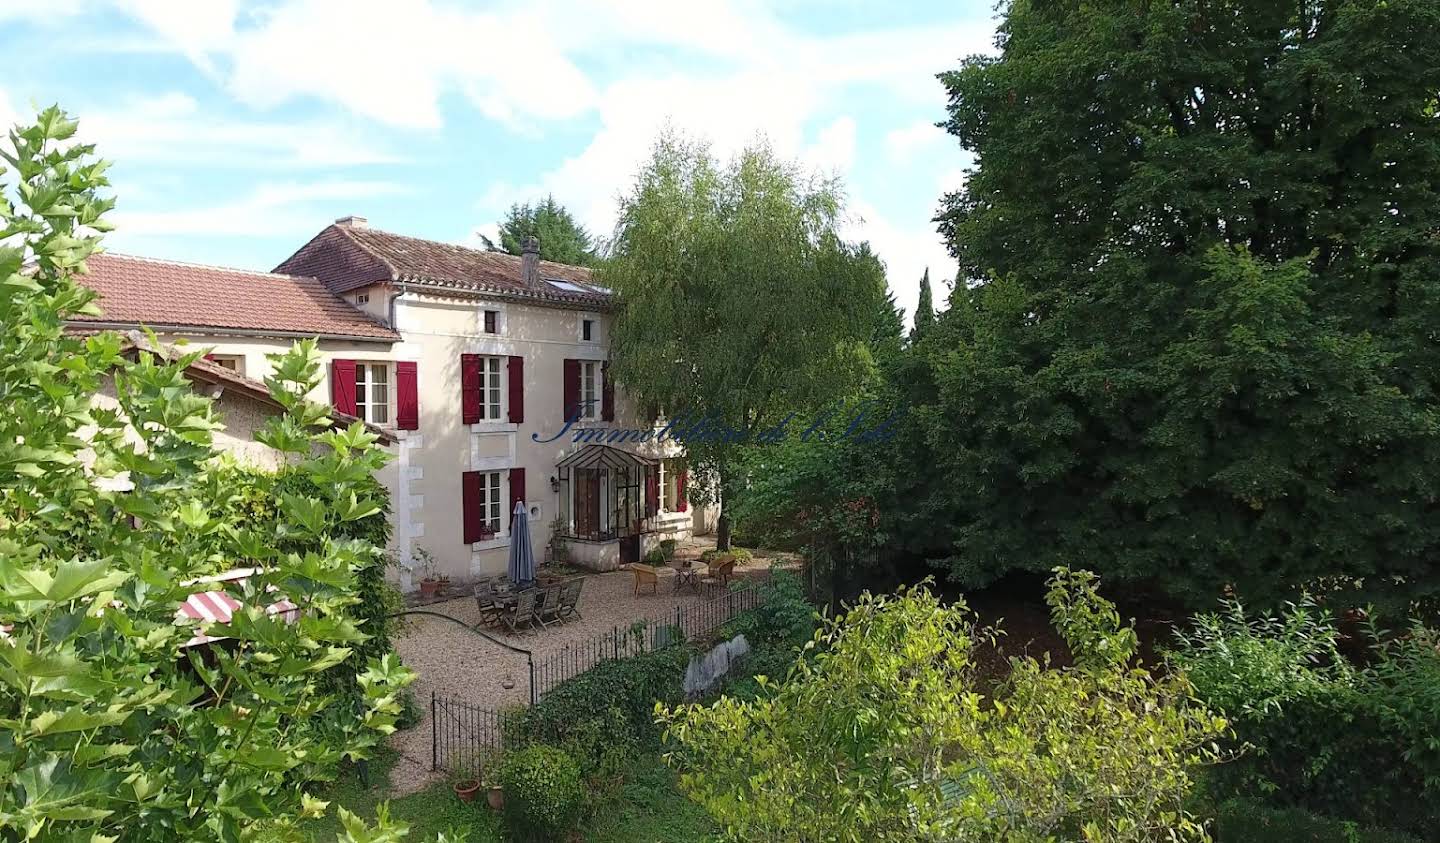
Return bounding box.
[715,462,733,551]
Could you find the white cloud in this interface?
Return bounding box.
[79,91,402,168]
[109,179,408,238]
[0,87,17,132]
[115,0,599,131]
[885,119,946,160]
[804,116,857,176]
[116,0,237,73]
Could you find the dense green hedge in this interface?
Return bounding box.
[1170,601,1440,836]
[1212,799,1421,843]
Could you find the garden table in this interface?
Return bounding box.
[673,565,701,594]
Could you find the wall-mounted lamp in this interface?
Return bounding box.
[549,475,560,493]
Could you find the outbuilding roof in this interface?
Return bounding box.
[69,252,400,341]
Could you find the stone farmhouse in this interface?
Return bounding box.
[70,217,712,589]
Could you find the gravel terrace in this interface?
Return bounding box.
[386,539,794,795]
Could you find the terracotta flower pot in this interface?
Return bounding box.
[454,779,481,803]
[419,578,439,598]
[486,785,504,810]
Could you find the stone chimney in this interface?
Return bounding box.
[521,235,540,286]
[334,215,368,229]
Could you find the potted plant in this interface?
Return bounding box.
[453,778,482,803]
[416,546,439,598]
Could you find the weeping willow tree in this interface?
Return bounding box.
[599,132,890,549]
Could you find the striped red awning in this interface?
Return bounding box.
[176,568,299,647]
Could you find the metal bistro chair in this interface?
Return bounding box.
[502,588,539,635]
[535,584,565,628]
[556,578,584,624]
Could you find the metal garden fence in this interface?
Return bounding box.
[532,583,763,699]
[431,582,765,773]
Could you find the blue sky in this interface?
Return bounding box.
[0,0,997,323]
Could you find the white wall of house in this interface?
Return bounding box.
[149,286,701,590]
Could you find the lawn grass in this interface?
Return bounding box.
[298,747,717,842]
[296,748,502,841]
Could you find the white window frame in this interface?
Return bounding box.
[478,470,504,535]
[354,361,390,425]
[660,457,682,513]
[578,313,599,343]
[472,355,503,421]
[208,354,244,375]
[579,360,601,421]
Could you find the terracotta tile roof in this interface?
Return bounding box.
[275,223,612,308]
[70,253,400,341]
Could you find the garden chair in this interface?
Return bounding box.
[702,556,735,589]
[473,579,502,627]
[502,588,539,635]
[631,564,660,596]
[535,584,565,628]
[556,578,584,623]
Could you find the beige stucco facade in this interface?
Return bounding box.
[148,285,701,589]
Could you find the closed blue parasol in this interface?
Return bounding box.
[507,501,536,585]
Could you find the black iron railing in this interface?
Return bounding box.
[429,582,765,772]
[531,583,762,699]
[431,692,507,775]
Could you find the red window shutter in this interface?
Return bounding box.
[461,353,481,424]
[396,361,419,430]
[462,471,483,543]
[330,359,357,416]
[677,467,688,512]
[509,468,526,527]
[563,359,580,421]
[601,361,615,422]
[507,356,524,424]
[645,467,659,516]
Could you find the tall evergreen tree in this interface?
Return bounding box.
[911,268,935,343]
[480,195,598,266]
[921,0,1440,606]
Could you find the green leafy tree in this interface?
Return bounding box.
[658,569,1226,842]
[910,267,935,343]
[923,0,1440,605]
[479,195,598,266]
[601,132,892,549]
[0,107,415,841]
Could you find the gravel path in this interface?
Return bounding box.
[386,539,790,795]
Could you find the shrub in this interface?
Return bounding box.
[497,744,583,842]
[0,107,414,840]
[643,546,667,565]
[660,569,1224,841]
[1170,601,1440,835]
[659,538,677,559]
[729,547,753,564]
[510,640,690,751]
[1211,799,1421,843]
